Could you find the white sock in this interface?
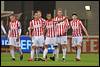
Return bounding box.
[19,48,23,55]
[43,48,48,58]
[31,49,34,59]
[10,48,15,58]
[76,48,81,59]
[36,48,39,58]
[53,48,56,56]
[56,48,59,59]
[62,48,67,58]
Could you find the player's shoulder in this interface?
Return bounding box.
[77,19,81,21]
[40,18,46,21]
[30,19,34,22]
[46,19,53,22]
[77,19,82,23]
[54,16,58,19]
[15,20,20,24]
[53,16,58,20]
[70,19,73,23]
[62,16,66,18]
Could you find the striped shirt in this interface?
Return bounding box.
[53,16,69,36]
[45,19,55,37]
[70,19,83,37]
[8,20,21,37]
[29,18,45,36]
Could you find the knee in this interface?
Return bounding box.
[76,45,81,48]
[10,45,14,49]
[62,44,67,48]
[44,45,48,48]
[31,46,35,49]
[54,45,58,49]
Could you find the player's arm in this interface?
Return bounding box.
[80,21,89,39]
[17,21,21,41]
[18,22,21,36]
[64,18,70,33]
[66,18,70,29]
[29,21,33,38]
[40,18,47,35]
[42,22,47,35]
[53,16,67,23]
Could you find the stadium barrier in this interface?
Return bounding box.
[1,35,99,53]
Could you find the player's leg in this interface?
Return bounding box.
[62,45,67,61]
[35,36,44,61]
[28,46,36,61]
[76,37,83,61]
[28,37,36,61]
[43,45,48,61]
[72,37,78,60]
[72,37,77,50]
[55,37,59,60]
[76,45,81,61]
[19,47,23,60]
[16,38,23,61]
[43,37,48,61]
[54,44,59,60]
[10,45,15,61]
[50,37,59,61]
[9,37,16,61]
[34,35,45,61]
[35,46,40,60]
[61,36,67,61]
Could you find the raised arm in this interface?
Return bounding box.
[53,16,68,23]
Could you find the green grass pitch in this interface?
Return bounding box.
[1,53,99,66]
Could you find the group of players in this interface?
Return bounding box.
[7,8,89,62]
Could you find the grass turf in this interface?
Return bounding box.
[1,53,99,66]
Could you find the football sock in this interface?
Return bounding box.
[76,48,81,59]
[31,49,34,59]
[62,48,67,58]
[43,48,48,59]
[10,47,15,58]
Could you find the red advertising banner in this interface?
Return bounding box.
[67,36,99,53]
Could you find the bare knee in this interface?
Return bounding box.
[62,44,67,49]
[76,45,81,48]
[31,45,36,50]
[44,45,48,49]
[10,45,14,49]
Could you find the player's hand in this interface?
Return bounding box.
[29,34,32,38]
[86,35,89,41]
[17,34,20,39]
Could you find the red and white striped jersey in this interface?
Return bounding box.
[45,19,55,37]
[39,17,46,23]
[29,18,45,36]
[70,19,83,37]
[53,16,69,36]
[8,20,21,37]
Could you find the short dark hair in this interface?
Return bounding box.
[36,10,42,13]
[72,13,78,16]
[47,12,51,15]
[46,13,52,18]
[34,11,37,14]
